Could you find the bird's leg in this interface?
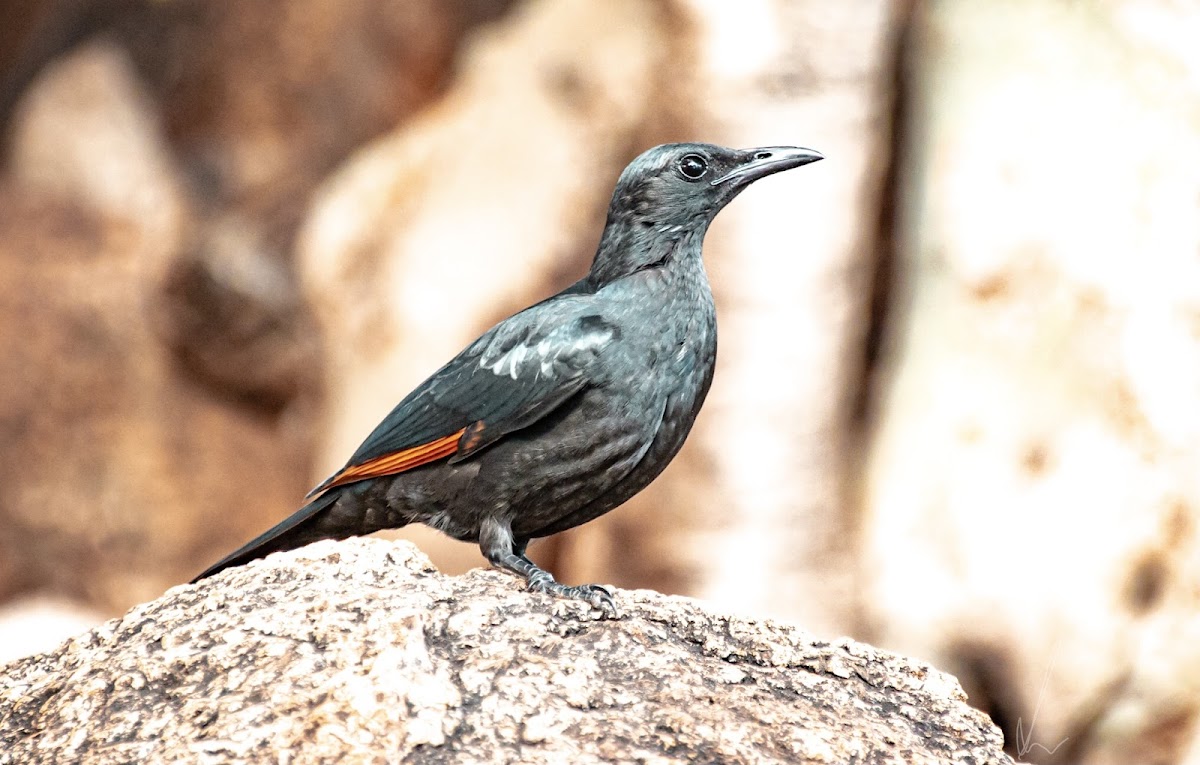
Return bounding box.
[512,537,537,570]
[508,537,542,577]
[480,519,616,616]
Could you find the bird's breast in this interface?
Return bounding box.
[599,266,717,445]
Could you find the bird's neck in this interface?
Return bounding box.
[586,217,709,289]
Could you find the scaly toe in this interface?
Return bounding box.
[526,578,619,617]
[571,584,618,617]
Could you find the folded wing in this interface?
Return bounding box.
[308,306,618,496]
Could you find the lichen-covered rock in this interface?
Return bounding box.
[0,540,1012,764]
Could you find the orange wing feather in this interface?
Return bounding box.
[316,428,467,493]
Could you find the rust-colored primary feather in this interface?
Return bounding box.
[459,420,488,453]
[317,428,467,493]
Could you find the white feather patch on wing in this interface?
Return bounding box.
[481,323,615,380]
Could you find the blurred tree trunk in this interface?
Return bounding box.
[860,2,1200,762]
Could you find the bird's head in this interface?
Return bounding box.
[590,142,823,285]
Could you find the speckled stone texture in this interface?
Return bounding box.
[0,540,1013,764]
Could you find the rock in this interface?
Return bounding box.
[130,0,512,408]
[123,0,516,222]
[860,1,1200,762]
[0,185,312,613]
[155,214,321,410]
[0,540,1013,765]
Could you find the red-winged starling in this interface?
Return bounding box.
[192,143,824,614]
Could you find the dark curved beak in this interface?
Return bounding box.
[710,146,824,186]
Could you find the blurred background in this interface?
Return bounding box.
[0,0,1197,762]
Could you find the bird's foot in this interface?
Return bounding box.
[480,523,618,617]
[527,569,618,617]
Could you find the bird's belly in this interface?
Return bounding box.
[523,384,703,539]
[495,391,664,539]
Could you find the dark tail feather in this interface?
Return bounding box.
[191,490,342,583]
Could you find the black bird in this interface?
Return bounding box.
[193,143,824,612]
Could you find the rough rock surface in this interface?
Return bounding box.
[0,540,1012,765]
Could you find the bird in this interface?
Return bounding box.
[192,142,823,613]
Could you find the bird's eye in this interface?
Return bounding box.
[678,154,708,180]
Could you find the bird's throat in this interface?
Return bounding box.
[588,222,707,288]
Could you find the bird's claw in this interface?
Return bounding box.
[527,576,618,617]
[572,583,618,616]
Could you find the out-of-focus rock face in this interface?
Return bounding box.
[0,539,1014,765]
[0,2,516,616]
[297,0,677,573]
[0,189,310,611]
[155,214,321,410]
[8,39,186,266]
[861,2,1200,763]
[0,42,310,612]
[0,0,107,131]
[3,0,516,239]
[123,0,515,232]
[132,0,514,407]
[558,0,896,635]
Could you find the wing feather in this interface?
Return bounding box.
[307,303,616,497]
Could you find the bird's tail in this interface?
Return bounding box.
[190,490,343,583]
